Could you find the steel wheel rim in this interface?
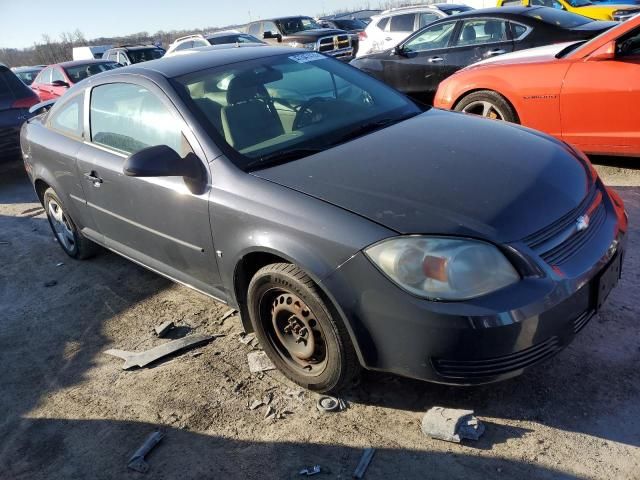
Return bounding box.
[48,199,76,251]
[461,100,506,120]
[260,288,328,377]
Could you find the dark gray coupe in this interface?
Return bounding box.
[21,46,627,392]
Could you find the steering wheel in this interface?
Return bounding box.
[293,97,334,130]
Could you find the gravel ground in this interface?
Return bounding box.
[0,156,638,480]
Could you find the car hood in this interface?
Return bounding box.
[577,3,640,10]
[470,42,575,67]
[252,110,591,243]
[572,20,619,30]
[289,28,347,38]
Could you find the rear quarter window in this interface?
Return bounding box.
[49,94,84,139]
[389,13,416,32]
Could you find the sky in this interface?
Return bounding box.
[0,0,378,49]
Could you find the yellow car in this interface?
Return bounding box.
[497,0,640,21]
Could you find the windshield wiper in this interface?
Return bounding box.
[245,147,324,171]
[333,113,419,145]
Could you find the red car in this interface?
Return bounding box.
[434,15,640,157]
[30,60,120,101]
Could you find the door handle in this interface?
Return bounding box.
[385,37,393,41]
[486,49,506,57]
[84,171,103,187]
[427,56,444,63]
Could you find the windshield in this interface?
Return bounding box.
[334,19,366,30]
[128,48,164,63]
[64,62,119,83]
[175,53,420,170]
[565,0,593,6]
[277,17,323,35]
[14,68,42,85]
[523,7,591,28]
[209,34,261,45]
[442,6,473,15]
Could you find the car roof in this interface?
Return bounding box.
[54,59,118,68]
[12,65,45,72]
[102,45,299,79]
[207,30,243,37]
[253,16,314,22]
[113,45,161,51]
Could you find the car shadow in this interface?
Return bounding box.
[0,418,583,480]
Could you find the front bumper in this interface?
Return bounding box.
[322,186,627,385]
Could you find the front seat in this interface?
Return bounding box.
[221,76,284,151]
[484,21,504,42]
[461,25,477,44]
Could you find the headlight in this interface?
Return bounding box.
[365,237,520,300]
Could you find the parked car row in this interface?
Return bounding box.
[351,6,617,103]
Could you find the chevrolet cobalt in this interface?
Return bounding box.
[21,47,627,392]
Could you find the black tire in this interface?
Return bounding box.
[247,263,360,393]
[454,90,519,124]
[43,187,98,260]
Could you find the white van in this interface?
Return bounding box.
[72,46,113,61]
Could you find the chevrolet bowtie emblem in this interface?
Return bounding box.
[576,214,590,232]
[334,36,339,49]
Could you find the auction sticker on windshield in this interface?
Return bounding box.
[289,52,325,63]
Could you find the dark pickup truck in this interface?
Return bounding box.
[246,16,358,60]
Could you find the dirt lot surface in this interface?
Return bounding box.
[0,157,639,480]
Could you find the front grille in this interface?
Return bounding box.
[573,310,594,334]
[432,336,561,379]
[523,186,606,265]
[318,35,351,53]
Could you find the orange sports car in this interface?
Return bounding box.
[434,15,640,157]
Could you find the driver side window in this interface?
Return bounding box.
[51,68,65,83]
[404,22,457,52]
[617,28,640,57]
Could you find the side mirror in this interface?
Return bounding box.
[51,80,69,88]
[393,45,408,57]
[588,40,615,61]
[124,145,207,193]
[263,31,281,41]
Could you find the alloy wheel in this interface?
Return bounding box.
[48,198,76,252]
[461,100,506,120]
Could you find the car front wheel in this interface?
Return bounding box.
[43,187,98,259]
[455,90,518,123]
[247,263,360,393]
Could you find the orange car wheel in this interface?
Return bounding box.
[455,90,519,124]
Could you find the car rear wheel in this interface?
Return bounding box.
[43,187,98,260]
[247,263,360,393]
[455,90,518,123]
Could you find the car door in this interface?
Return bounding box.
[31,67,53,100]
[384,13,417,50]
[383,20,459,99]
[75,80,224,298]
[446,18,515,75]
[560,26,640,154]
[50,67,70,98]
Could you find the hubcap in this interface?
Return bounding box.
[461,100,505,120]
[48,199,75,251]
[265,291,328,376]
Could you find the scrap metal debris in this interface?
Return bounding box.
[264,405,276,420]
[421,407,485,443]
[239,332,256,345]
[353,447,375,479]
[316,396,346,413]
[153,321,174,338]
[247,351,275,373]
[104,334,213,370]
[127,430,165,473]
[249,400,264,410]
[220,308,238,323]
[299,465,322,476]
